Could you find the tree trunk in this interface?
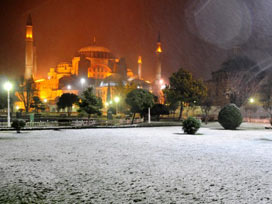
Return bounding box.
[67,107,71,117]
[88,114,90,125]
[131,113,135,125]
[205,114,208,124]
[26,91,29,113]
[178,104,183,121]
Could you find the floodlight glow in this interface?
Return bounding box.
[114,96,120,103]
[3,81,12,91]
[80,78,86,84]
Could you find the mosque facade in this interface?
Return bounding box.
[17,15,163,112]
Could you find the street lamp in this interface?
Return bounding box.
[249,97,255,104]
[80,78,85,91]
[114,96,120,114]
[3,81,12,127]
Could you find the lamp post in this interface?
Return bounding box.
[80,78,85,92]
[114,96,120,114]
[4,81,12,127]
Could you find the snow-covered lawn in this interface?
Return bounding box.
[0,126,272,203]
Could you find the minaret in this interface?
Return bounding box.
[137,56,142,79]
[33,42,37,78]
[155,32,162,85]
[25,14,34,80]
[153,32,163,98]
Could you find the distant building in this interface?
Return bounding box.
[16,15,165,112]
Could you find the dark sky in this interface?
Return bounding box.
[1,0,272,81]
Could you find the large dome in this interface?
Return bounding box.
[78,45,114,59]
[79,46,111,53]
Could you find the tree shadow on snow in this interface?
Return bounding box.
[256,138,272,142]
[173,132,204,136]
[209,128,244,131]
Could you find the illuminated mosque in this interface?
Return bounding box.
[20,15,163,111]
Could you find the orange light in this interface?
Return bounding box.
[138,56,142,64]
[156,45,162,53]
[35,79,45,83]
[26,33,32,39]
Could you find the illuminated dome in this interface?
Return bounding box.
[79,46,111,53]
[78,45,114,59]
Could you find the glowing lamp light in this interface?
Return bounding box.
[109,100,113,105]
[67,85,71,90]
[159,79,164,85]
[43,99,48,103]
[160,84,166,90]
[114,96,120,103]
[80,78,86,84]
[249,98,255,104]
[16,106,19,110]
[3,81,12,127]
[105,102,109,107]
[3,82,12,91]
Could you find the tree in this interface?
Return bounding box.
[163,68,207,120]
[259,77,272,124]
[78,87,103,123]
[151,104,169,121]
[17,77,36,113]
[217,56,265,107]
[200,97,213,124]
[200,88,213,124]
[0,91,7,110]
[114,81,137,113]
[30,96,45,113]
[125,89,155,124]
[57,93,79,116]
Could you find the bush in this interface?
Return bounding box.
[218,103,242,130]
[11,119,26,133]
[182,117,201,134]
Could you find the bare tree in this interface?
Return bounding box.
[215,56,265,107]
[259,77,272,124]
[17,77,36,113]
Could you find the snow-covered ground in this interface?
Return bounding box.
[0,126,272,203]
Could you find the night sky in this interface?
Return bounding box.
[1,0,272,81]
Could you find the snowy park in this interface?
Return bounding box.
[0,125,272,203]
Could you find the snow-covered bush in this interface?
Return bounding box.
[218,103,242,130]
[11,119,26,133]
[182,117,201,134]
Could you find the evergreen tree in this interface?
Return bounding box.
[163,68,207,120]
[57,93,79,116]
[30,96,45,113]
[78,87,103,122]
[125,89,154,124]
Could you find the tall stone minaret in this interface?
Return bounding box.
[155,32,162,85]
[25,14,34,80]
[137,56,142,79]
